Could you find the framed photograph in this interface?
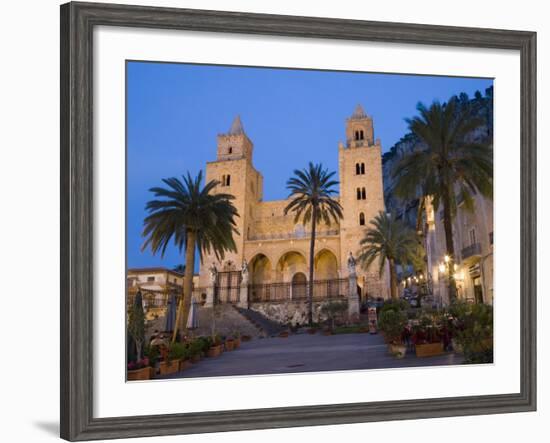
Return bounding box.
[60,1,536,441]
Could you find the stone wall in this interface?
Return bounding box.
[250,299,348,326]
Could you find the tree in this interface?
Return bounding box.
[357,211,422,300]
[392,100,492,301]
[284,162,343,325]
[127,289,145,361]
[141,171,239,341]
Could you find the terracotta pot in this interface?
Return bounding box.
[207,345,222,358]
[127,366,151,381]
[389,343,407,358]
[159,359,181,375]
[179,360,192,371]
[415,342,444,358]
[234,338,241,348]
[225,340,235,351]
[279,331,289,338]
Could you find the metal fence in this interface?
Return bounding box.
[249,278,348,303]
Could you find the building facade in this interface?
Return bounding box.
[198,105,388,303]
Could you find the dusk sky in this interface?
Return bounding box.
[127,61,493,270]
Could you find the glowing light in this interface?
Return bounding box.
[444,255,450,263]
[439,263,446,273]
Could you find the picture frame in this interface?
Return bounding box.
[60,1,537,441]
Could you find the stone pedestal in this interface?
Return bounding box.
[205,286,215,308]
[238,285,249,309]
[348,274,360,323]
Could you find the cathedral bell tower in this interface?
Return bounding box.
[338,105,387,296]
[201,116,263,288]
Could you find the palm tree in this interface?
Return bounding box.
[357,212,422,300]
[392,99,492,301]
[284,162,343,325]
[141,171,239,341]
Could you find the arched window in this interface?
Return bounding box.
[359,213,365,226]
[361,187,366,200]
[221,175,226,186]
[360,130,364,140]
[356,188,361,200]
[228,147,233,154]
[355,130,360,140]
[360,163,365,175]
[355,163,360,175]
[226,175,231,186]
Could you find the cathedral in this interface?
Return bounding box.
[198,105,389,303]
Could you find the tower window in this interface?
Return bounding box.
[357,188,361,200]
[361,163,365,174]
[226,175,231,186]
[361,187,366,200]
[221,175,226,186]
[228,147,233,154]
[359,213,365,226]
[356,163,360,175]
[360,130,364,140]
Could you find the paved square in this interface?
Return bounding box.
[159,332,464,379]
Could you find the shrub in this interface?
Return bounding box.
[321,300,348,329]
[449,301,493,362]
[378,309,407,344]
[168,342,188,361]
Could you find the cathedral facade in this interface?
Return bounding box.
[198,105,389,302]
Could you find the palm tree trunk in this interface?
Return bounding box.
[389,258,397,300]
[308,207,317,325]
[172,230,196,342]
[441,186,457,302]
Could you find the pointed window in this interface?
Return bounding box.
[361,188,366,200]
[226,175,231,186]
[228,147,233,154]
[359,213,365,226]
[356,163,360,175]
[357,188,361,200]
[360,130,365,140]
[361,163,365,175]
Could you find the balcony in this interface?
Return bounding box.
[461,242,482,261]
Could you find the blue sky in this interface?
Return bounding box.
[127,61,492,270]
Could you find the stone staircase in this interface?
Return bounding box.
[234,306,286,337]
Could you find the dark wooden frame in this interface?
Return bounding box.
[60,1,537,441]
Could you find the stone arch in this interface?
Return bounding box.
[314,248,339,280]
[291,272,307,299]
[248,253,273,285]
[276,250,308,283]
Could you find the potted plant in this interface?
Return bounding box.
[225,336,235,351]
[188,339,203,363]
[127,357,151,381]
[232,330,242,348]
[160,342,185,375]
[207,334,223,357]
[378,308,408,358]
[412,314,444,357]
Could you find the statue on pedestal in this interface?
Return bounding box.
[209,263,218,286]
[241,259,249,285]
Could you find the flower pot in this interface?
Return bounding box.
[389,344,407,358]
[159,359,181,375]
[207,345,222,358]
[179,359,192,371]
[415,342,444,358]
[127,366,151,381]
[225,340,235,351]
[279,331,289,338]
[234,338,241,348]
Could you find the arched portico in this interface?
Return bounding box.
[276,250,308,283]
[314,248,339,280]
[248,253,273,285]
